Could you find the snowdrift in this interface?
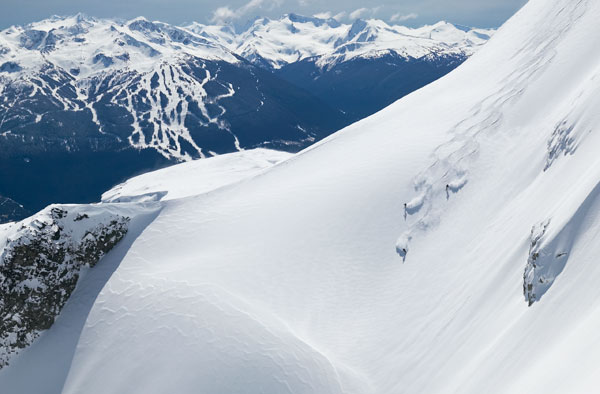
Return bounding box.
[102,149,292,203]
[2,0,600,393]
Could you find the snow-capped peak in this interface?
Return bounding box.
[188,14,494,69]
[4,0,600,392]
[0,15,239,78]
[0,14,492,76]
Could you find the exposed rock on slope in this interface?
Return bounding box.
[0,206,129,367]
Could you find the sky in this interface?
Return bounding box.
[1,0,528,29]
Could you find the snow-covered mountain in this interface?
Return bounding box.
[1,0,600,392]
[0,14,490,222]
[0,13,357,160]
[192,14,494,121]
[190,14,492,70]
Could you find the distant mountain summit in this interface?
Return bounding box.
[0,13,492,221]
[189,14,492,70]
[3,0,600,391]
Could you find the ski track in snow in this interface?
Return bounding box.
[4,1,600,393]
[397,0,588,259]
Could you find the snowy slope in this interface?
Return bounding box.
[189,14,493,69]
[3,0,600,393]
[101,148,292,202]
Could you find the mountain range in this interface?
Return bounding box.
[2,0,600,392]
[0,13,492,220]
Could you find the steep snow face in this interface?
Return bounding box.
[189,14,493,69]
[102,148,292,202]
[4,0,600,393]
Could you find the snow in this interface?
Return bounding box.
[0,14,246,160]
[0,14,490,160]
[101,148,292,202]
[0,14,491,79]
[3,0,600,393]
[188,15,493,69]
[0,15,239,79]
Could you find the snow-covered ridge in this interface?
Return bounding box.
[0,148,290,369]
[13,0,600,391]
[102,148,292,203]
[0,0,595,392]
[189,14,494,69]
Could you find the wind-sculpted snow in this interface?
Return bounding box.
[4,1,600,393]
[102,149,292,202]
[60,279,366,394]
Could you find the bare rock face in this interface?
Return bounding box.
[523,220,551,306]
[0,206,129,367]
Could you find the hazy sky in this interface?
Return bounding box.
[1,0,528,29]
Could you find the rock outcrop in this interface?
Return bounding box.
[0,206,129,367]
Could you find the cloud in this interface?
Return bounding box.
[313,11,347,21]
[390,12,418,23]
[349,6,381,20]
[313,11,332,19]
[349,8,369,20]
[333,11,347,21]
[211,7,236,24]
[210,0,282,24]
